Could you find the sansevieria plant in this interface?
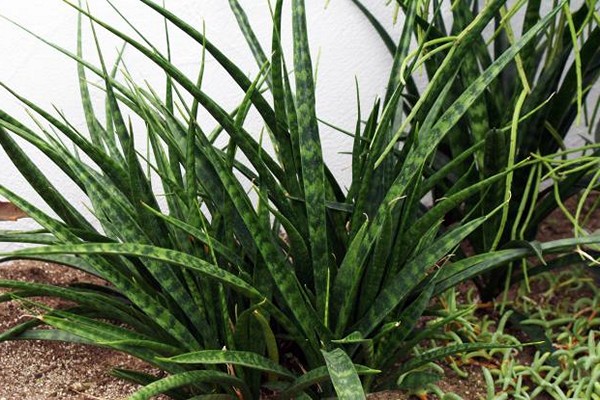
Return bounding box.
[352,0,600,301]
[1,1,599,398]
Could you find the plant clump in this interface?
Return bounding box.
[0,0,598,398]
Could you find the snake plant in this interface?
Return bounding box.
[353,0,600,301]
[0,1,599,398]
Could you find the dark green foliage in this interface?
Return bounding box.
[354,0,600,301]
[0,1,599,398]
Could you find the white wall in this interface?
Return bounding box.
[0,1,597,250]
[0,1,396,249]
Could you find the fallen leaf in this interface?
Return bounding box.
[0,201,28,221]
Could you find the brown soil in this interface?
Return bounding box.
[0,261,163,400]
[537,192,600,241]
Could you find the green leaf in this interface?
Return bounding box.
[158,350,295,379]
[0,186,198,349]
[374,283,435,368]
[434,234,600,295]
[322,348,367,400]
[0,280,146,332]
[292,0,330,321]
[397,370,442,391]
[64,1,288,188]
[228,0,269,78]
[142,205,245,266]
[0,241,308,355]
[502,240,545,265]
[397,342,521,376]
[354,215,489,337]
[384,0,418,103]
[331,331,371,345]
[2,242,261,299]
[0,127,93,231]
[349,0,396,55]
[280,364,379,399]
[112,368,191,400]
[331,218,369,335]
[135,0,279,135]
[377,0,566,166]
[127,370,251,400]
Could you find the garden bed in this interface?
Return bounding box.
[3,262,598,399]
[1,196,599,399]
[0,261,169,400]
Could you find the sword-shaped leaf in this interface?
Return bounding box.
[280,364,379,399]
[322,348,366,400]
[159,350,294,379]
[291,0,330,321]
[127,370,251,400]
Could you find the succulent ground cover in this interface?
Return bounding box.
[404,267,600,399]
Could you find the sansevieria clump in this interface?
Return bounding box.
[0,1,599,398]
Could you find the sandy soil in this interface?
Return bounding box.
[0,261,163,400]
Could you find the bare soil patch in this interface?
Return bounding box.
[0,261,162,400]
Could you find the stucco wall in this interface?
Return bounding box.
[0,2,597,251]
[0,1,397,248]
